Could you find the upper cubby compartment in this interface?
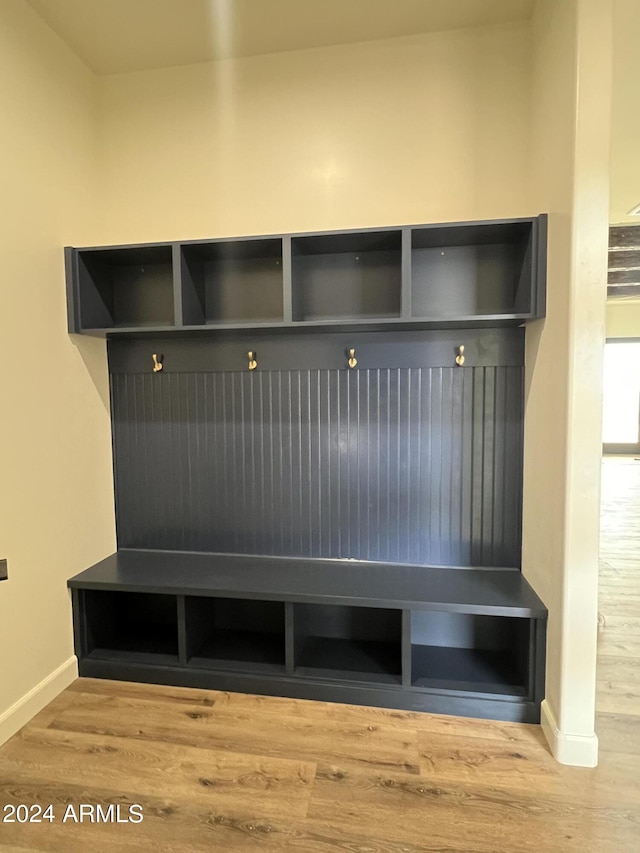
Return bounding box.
[410,220,537,320]
[180,238,284,326]
[70,244,175,332]
[66,216,546,336]
[291,230,402,322]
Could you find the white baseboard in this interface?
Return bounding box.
[541,699,599,767]
[0,656,78,747]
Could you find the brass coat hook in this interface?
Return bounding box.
[455,345,465,367]
[248,351,257,371]
[152,353,163,373]
[348,348,358,369]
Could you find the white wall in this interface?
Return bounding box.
[523,0,611,766]
[96,21,534,243]
[0,0,115,744]
[610,0,640,224]
[606,302,640,337]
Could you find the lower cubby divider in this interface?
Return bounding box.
[285,601,296,677]
[402,609,412,688]
[177,595,187,667]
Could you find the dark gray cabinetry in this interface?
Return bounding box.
[291,230,403,322]
[67,244,175,330]
[70,551,546,722]
[65,215,548,723]
[65,216,546,334]
[180,238,284,325]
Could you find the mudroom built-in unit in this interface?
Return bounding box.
[66,215,548,723]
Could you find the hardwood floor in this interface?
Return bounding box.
[0,458,638,852]
[598,458,640,722]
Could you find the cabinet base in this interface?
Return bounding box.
[78,658,541,724]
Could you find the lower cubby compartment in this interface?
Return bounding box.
[293,604,402,684]
[82,590,179,665]
[185,597,286,674]
[69,552,547,722]
[410,611,530,696]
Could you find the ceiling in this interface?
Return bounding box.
[26,0,535,75]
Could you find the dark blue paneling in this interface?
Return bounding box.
[111,359,523,566]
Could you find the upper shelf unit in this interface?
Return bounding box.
[65,216,547,336]
[291,230,402,322]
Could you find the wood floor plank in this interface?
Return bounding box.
[0,780,314,853]
[45,692,420,774]
[597,602,640,619]
[66,677,429,732]
[596,657,640,681]
[19,690,97,732]
[1,676,638,852]
[68,677,533,740]
[596,614,640,635]
[418,731,640,805]
[418,731,573,787]
[0,727,316,822]
[599,565,640,576]
[596,458,640,734]
[597,634,640,658]
[402,711,547,746]
[596,682,640,716]
[305,764,640,853]
[596,712,640,754]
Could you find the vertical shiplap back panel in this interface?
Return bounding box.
[112,364,523,567]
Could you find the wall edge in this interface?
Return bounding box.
[0,656,78,747]
[541,698,599,767]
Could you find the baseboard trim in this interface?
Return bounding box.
[0,656,78,747]
[541,698,599,767]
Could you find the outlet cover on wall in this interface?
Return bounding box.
[0,559,7,581]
